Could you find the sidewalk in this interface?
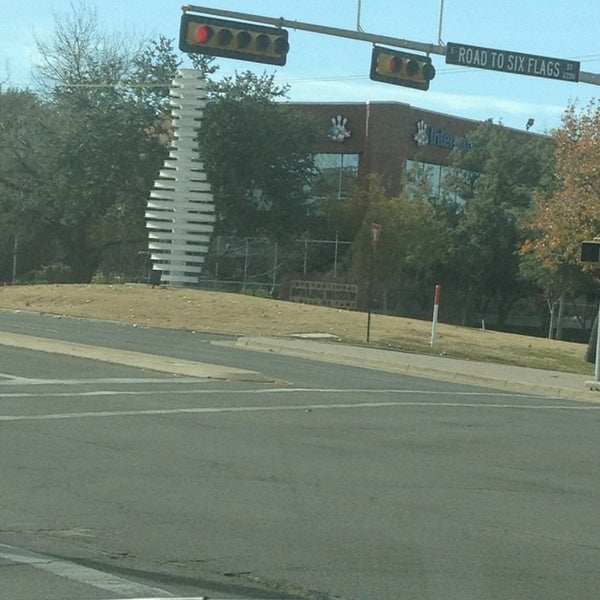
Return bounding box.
[236,336,600,404]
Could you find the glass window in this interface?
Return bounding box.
[406,159,465,204]
[310,153,359,201]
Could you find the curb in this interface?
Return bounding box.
[236,336,600,403]
[0,331,271,382]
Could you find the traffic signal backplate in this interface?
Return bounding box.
[179,13,289,66]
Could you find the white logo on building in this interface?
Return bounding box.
[327,115,351,143]
[414,119,473,151]
[414,120,429,147]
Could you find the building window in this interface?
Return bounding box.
[310,153,359,201]
[405,159,465,204]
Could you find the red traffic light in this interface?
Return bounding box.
[370,46,435,90]
[196,25,212,44]
[180,14,290,66]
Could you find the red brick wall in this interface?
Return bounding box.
[290,101,482,195]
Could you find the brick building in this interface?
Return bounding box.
[291,101,533,201]
[281,102,546,314]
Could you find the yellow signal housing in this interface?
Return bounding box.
[370,46,435,90]
[179,13,289,66]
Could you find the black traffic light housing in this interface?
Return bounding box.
[370,45,435,90]
[580,240,600,264]
[179,13,289,66]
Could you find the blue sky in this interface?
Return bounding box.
[2,0,600,132]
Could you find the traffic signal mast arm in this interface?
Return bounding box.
[182,3,600,87]
[182,4,443,56]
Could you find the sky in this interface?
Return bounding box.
[2,0,600,133]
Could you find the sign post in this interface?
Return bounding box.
[580,240,600,386]
[366,224,382,343]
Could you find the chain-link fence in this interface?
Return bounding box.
[198,235,354,297]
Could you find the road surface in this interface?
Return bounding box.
[0,311,599,600]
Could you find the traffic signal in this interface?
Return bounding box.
[179,13,290,66]
[370,46,436,90]
[580,240,600,264]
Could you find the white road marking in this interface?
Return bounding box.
[0,387,545,400]
[0,376,204,385]
[0,393,598,422]
[0,542,173,597]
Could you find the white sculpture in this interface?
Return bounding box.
[146,69,215,286]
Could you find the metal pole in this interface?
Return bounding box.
[271,240,278,295]
[182,3,600,87]
[303,239,308,275]
[215,235,221,279]
[183,4,444,56]
[437,0,445,45]
[356,0,363,32]
[12,233,18,285]
[595,297,600,381]
[242,238,249,293]
[334,231,339,279]
[366,247,374,343]
[580,71,600,86]
[337,154,344,202]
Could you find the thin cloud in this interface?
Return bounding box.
[282,78,567,130]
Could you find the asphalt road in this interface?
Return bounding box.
[1,311,599,600]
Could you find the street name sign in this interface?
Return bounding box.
[445,41,580,83]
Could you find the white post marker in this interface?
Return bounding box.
[430,284,442,346]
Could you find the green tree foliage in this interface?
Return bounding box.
[1,3,320,284]
[369,181,447,314]
[523,102,600,271]
[127,36,182,113]
[199,71,319,241]
[521,101,600,339]
[29,2,180,281]
[0,89,59,281]
[333,175,446,315]
[443,121,554,327]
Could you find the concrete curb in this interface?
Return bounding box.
[236,336,600,403]
[0,331,271,382]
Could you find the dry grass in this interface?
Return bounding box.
[0,283,592,375]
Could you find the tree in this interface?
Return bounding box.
[341,175,447,315]
[444,120,554,328]
[30,2,179,281]
[524,101,600,271]
[199,71,319,241]
[522,101,600,339]
[126,35,182,113]
[0,89,59,281]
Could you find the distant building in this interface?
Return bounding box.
[282,101,551,313]
[290,101,545,201]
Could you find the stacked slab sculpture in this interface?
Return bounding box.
[146,69,215,287]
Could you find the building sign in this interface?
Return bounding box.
[414,119,472,151]
[327,115,352,143]
[290,280,358,310]
[445,42,580,83]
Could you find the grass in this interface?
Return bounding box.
[0,283,593,376]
